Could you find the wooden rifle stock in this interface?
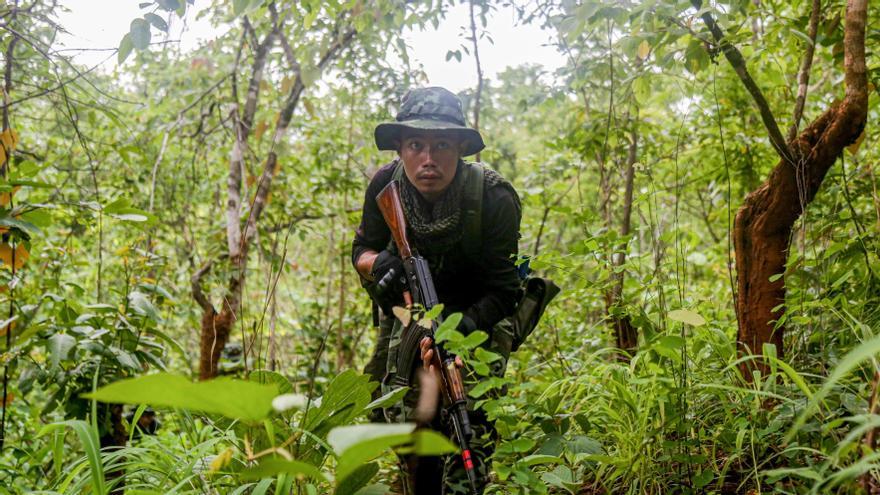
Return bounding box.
[375,182,412,259]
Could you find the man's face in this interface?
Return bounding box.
[398,131,462,202]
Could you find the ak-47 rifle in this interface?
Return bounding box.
[375,180,480,495]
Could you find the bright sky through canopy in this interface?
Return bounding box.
[56,1,565,93]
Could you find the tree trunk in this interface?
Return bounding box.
[607,117,638,357]
[193,22,356,380]
[732,0,867,364]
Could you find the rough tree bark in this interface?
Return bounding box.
[193,15,356,380]
[697,0,867,364]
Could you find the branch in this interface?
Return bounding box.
[691,0,794,164]
[242,27,357,246]
[788,0,822,141]
[191,259,215,313]
[227,25,276,260]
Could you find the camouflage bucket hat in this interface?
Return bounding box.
[374,87,485,157]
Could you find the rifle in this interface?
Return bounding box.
[375,180,480,495]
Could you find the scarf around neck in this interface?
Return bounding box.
[397,159,507,257]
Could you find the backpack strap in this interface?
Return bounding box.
[461,162,484,261]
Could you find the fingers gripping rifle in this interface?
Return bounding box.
[376,181,481,495]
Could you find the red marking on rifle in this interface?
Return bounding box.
[462,449,474,471]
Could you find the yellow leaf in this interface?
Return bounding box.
[417,317,433,329]
[847,128,866,155]
[392,306,411,327]
[281,76,293,94]
[0,185,20,207]
[2,392,13,407]
[0,243,28,270]
[209,447,234,472]
[303,98,315,118]
[637,40,650,60]
[254,120,268,141]
[0,129,18,152]
[0,320,14,337]
[114,245,130,256]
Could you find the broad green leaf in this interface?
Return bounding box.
[118,33,134,64]
[129,18,151,50]
[328,423,415,455]
[332,424,415,482]
[143,13,168,32]
[48,333,75,368]
[129,291,161,321]
[667,309,706,326]
[82,373,278,422]
[459,330,488,349]
[155,0,181,10]
[330,424,456,483]
[363,386,409,412]
[335,462,378,495]
[0,216,40,235]
[434,312,462,342]
[520,454,562,466]
[272,393,308,412]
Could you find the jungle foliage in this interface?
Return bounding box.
[0,0,879,493]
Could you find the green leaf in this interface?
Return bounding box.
[303,370,376,436]
[331,425,456,483]
[363,386,409,412]
[498,437,535,454]
[48,333,75,368]
[143,13,168,32]
[520,454,562,466]
[328,423,415,455]
[129,18,152,50]
[769,273,784,282]
[435,313,462,343]
[129,291,161,321]
[667,309,706,326]
[232,0,249,16]
[241,459,326,481]
[39,420,106,495]
[335,462,379,495]
[791,28,814,46]
[330,423,416,481]
[155,0,180,10]
[118,33,134,64]
[459,330,488,349]
[0,216,39,235]
[82,373,279,422]
[474,347,501,363]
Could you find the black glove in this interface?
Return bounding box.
[366,250,406,315]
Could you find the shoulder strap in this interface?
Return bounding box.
[461,162,484,261]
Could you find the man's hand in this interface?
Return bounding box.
[364,250,406,314]
[420,337,463,372]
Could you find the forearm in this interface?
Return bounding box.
[355,250,379,281]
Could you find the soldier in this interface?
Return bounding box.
[352,87,522,494]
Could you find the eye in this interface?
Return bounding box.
[434,141,451,151]
[407,140,424,151]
